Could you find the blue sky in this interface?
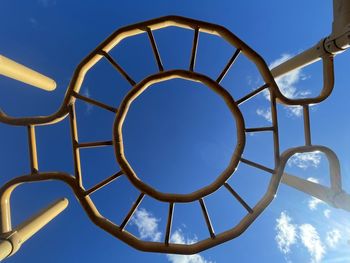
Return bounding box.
[1,0,350,262]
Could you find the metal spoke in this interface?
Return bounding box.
[240,158,275,174]
[77,140,113,149]
[99,51,136,86]
[216,49,241,83]
[245,126,274,133]
[85,171,123,196]
[165,202,174,245]
[68,104,82,186]
[303,105,312,146]
[199,198,215,239]
[189,28,199,71]
[27,125,38,174]
[236,83,269,105]
[224,183,253,213]
[146,28,164,71]
[119,193,145,230]
[73,91,118,113]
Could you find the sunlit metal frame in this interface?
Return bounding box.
[0,15,348,259]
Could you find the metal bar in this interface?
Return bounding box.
[68,104,82,186]
[99,51,136,86]
[0,198,69,261]
[119,193,145,230]
[303,105,312,146]
[15,198,68,244]
[240,158,275,174]
[224,183,253,213]
[189,28,199,71]
[72,91,118,113]
[146,28,164,71]
[199,198,215,238]
[236,84,269,105]
[270,94,280,166]
[27,125,38,174]
[77,140,113,149]
[270,44,323,78]
[245,126,274,133]
[331,0,350,38]
[164,202,174,245]
[216,49,241,83]
[281,172,350,212]
[85,171,123,196]
[0,54,56,91]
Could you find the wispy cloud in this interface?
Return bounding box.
[299,224,325,263]
[82,88,93,114]
[275,211,343,263]
[323,209,331,218]
[275,211,297,254]
[167,229,214,263]
[256,108,272,123]
[254,53,313,121]
[130,208,162,242]
[269,54,310,100]
[287,152,322,169]
[131,208,213,263]
[326,229,341,249]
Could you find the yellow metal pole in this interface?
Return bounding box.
[0,55,56,91]
[15,198,68,244]
[0,198,68,261]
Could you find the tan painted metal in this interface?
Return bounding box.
[0,13,347,259]
[0,240,12,260]
[0,55,56,91]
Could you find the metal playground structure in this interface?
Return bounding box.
[0,0,350,260]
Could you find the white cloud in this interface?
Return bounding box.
[299,224,325,263]
[130,208,162,242]
[326,229,341,248]
[275,211,297,254]
[166,229,214,263]
[287,152,322,169]
[256,108,272,123]
[323,209,331,218]
[268,54,311,117]
[82,88,93,114]
[131,209,213,263]
[308,197,325,211]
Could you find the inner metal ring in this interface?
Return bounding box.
[113,69,246,203]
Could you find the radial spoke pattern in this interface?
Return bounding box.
[240,158,275,174]
[224,183,253,213]
[73,91,118,113]
[199,198,215,238]
[189,27,199,71]
[147,28,164,72]
[165,202,174,245]
[27,125,38,174]
[236,84,269,106]
[99,51,136,86]
[85,171,123,196]
[120,193,145,230]
[216,49,241,84]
